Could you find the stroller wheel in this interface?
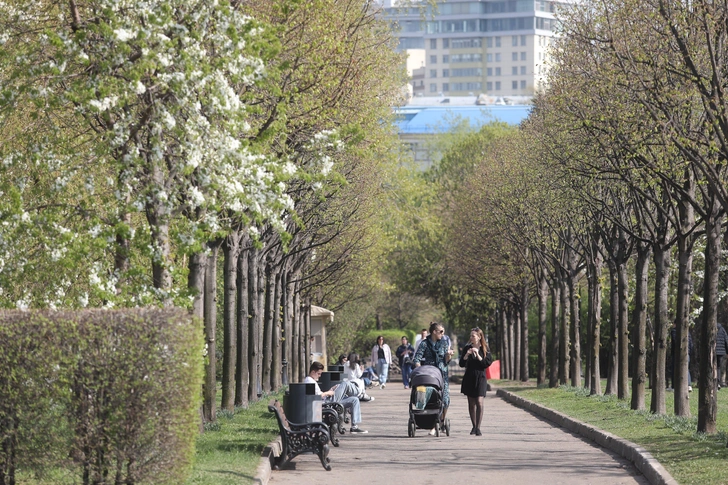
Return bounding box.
[445,419,450,436]
[408,419,415,438]
[435,426,440,437]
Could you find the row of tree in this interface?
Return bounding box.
[435,0,728,435]
[0,0,405,421]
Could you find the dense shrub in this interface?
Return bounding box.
[0,309,202,485]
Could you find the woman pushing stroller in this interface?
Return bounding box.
[413,321,454,435]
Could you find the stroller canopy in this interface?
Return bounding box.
[410,365,444,389]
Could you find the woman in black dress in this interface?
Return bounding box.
[459,327,492,435]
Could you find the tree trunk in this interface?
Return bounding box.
[203,242,220,422]
[290,277,300,382]
[698,206,723,433]
[589,255,602,395]
[145,165,173,305]
[304,298,312,380]
[501,304,508,380]
[630,243,650,411]
[568,274,581,388]
[504,303,512,379]
[650,244,671,415]
[272,271,282,391]
[605,261,618,395]
[114,211,131,282]
[549,278,560,388]
[559,271,570,385]
[235,242,249,408]
[520,282,530,382]
[248,248,260,402]
[617,260,629,399]
[187,252,207,321]
[513,303,521,381]
[674,231,694,416]
[262,264,273,394]
[221,233,240,412]
[537,267,548,385]
[258,258,266,390]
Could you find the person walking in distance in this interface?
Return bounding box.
[413,322,454,435]
[371,336,392,389]
[415,328,428,350]
[717,323,728,389]
[459,327,493,436]
[396,336,415,389]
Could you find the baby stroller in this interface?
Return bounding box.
[407,365,450,437]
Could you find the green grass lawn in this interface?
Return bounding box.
[186,391,283,485]
[496,380,728,485]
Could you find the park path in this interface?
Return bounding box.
[268,383,649,485]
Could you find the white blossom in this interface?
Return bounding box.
[114,28,135,42]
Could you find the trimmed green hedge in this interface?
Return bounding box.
[0,309,202,485]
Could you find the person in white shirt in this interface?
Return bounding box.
[370,336,392,389]
[304,362,368,433]
[414,328,428,350]
[344,353,374,401]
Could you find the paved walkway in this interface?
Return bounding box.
[267,383,650,485]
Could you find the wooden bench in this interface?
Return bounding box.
[268,400,331,471]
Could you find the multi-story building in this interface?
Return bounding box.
[381,0,563,96]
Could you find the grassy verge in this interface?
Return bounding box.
[495,380,728,485]
[185,391,284,485]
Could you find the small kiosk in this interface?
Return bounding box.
[310,305,334,366]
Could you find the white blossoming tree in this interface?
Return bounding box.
[0,0,293,307]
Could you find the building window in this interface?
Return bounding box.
[512,80,518,90]
[443,69,449,77]
[452,38,482,48]
[430,69,437,78]
[512,35,518,46]
[487,81,493,91]
[451,53,483,62]
[486,37,493,48]
[487,67,493,76]
[443,83,449,91]
[430,55,437,64]
[521,80,527,89]
[451,82,482,91]
[521,35,527,46]
[487,53,493,62]
[495,53,501,62]
[452,68,482,77]
[512,52,518,61]
[521,52,527,60]
[495,81,501,90]
[430,83,438,92]
[443,55,449,63]
[520,66,526,75]
[495,36,501,47]
[495,67,501,76]
[443,38,450,48]
[430,38,437,49]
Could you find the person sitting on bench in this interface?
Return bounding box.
[304,362,368,434]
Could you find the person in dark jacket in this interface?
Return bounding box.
[395,336,415,389]
[717,324,728,389]
[459,327,493,436]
